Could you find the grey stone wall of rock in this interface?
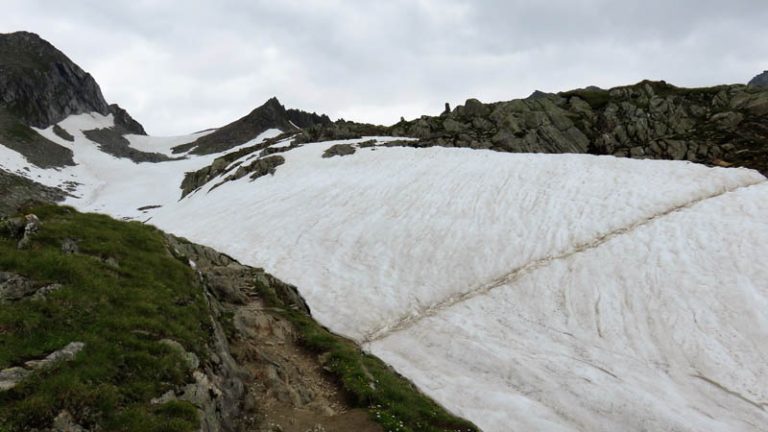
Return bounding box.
[0,31,110,128]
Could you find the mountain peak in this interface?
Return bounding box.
[0,31,114,128]
[172,97,332,155]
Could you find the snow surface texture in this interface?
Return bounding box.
[1,114,767,431]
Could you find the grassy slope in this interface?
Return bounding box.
[0,205,206,431]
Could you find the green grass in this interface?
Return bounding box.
[254,278,479,432]
[0,205,208,431]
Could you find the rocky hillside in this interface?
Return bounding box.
[0,203,478,432]
[388,80,768,175]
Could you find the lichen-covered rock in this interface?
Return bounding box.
[322,143,356,158]
[17,213,40,249]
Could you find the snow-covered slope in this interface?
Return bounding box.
[1,114,767,431]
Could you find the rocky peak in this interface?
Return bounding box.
[173,97,333,155]
[0,31,112,128]
[748,70,768,88]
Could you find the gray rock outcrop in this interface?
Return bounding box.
[748,71,768,88]
[389,80,768,175]
[0,342,84,392]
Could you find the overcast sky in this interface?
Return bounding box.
[2,0,767,135]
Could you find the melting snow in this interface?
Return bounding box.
[1,113,767,431]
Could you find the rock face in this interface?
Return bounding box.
[0,31,110,128]
[390,80,768,175]
[748,71,768,88]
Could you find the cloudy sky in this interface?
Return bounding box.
[2,0,767,135]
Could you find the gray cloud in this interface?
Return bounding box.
[2,0,766,134]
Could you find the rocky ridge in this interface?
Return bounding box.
[388,80,768,175]
[172,98,331,155]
